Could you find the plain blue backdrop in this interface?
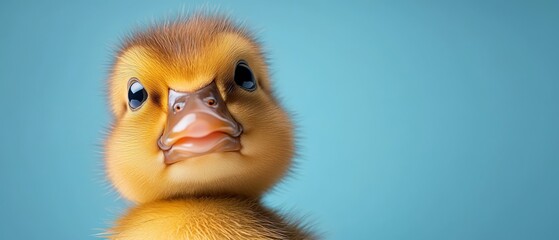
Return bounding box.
[1,0,558,239]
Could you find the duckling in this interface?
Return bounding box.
[104,14,314,239]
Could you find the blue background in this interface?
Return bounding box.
[1,0,558,239]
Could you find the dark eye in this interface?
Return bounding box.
[128,78,148,110]
[234,61,256,91]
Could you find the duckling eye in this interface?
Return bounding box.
[234,61,256,91]
[128,78,148,110]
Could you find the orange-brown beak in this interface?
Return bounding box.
[158,82,242,164]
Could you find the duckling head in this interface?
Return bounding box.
[105,15,294,203]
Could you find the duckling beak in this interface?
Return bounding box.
[158,81,242,164]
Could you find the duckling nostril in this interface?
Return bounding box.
[173,102,185,113]
[204,97,217,107]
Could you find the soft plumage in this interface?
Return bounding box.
[104,14,313,239]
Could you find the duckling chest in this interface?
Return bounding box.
[107,198,310,240]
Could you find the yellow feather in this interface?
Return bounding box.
[104,14,313,239]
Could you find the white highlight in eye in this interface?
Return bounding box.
[173,114,196,133]
[130,81,144,94]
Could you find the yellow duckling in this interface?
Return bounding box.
[104,14,314,239]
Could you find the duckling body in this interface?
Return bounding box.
[110,198,310,240]
[104,14,313,239]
